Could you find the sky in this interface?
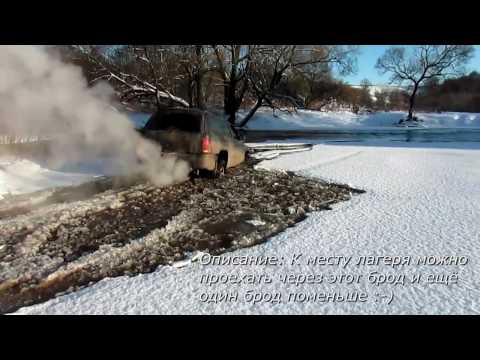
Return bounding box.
[339,45,480,86]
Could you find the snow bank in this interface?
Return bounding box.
[14,142,480,314]
[0,159,101,199]
[243,109,480,130]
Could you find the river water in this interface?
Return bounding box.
[244,128,480,144]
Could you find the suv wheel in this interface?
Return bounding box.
[214,155,228,178]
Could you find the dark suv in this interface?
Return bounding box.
[141,108,247,176]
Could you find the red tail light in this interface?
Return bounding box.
[201,136,211,153]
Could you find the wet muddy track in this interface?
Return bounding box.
[0,159,364,314]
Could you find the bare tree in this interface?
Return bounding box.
[66,45,190,110]
[238,45,357,127]
[277,54,333,109]
[359,78,373,109]
[57,45,357,129]
[212,45,257,127]
[374,89,389,111]
[175,45,218,109]
[376,45,474,122]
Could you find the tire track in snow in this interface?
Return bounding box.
[297,150,364,174]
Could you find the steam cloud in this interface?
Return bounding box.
[0,45,190,186]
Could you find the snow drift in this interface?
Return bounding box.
[0,159,99,199]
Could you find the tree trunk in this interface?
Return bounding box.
[407,83,419,120]
[304,96,311,109]
[224,46,245,127]
[225,87,237,125]
[194,45,204,109]
[238,96,264,128]
[195,75,203,109]
[224,76,241,126]
[186,75,194,107]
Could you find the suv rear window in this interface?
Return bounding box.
[207,117,232,134]
[145,112,202,133]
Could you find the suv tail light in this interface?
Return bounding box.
[201,136,211,153]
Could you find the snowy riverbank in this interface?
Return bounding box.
[242,109,480,130]
[14,141,480,314]
[0,158,102,200]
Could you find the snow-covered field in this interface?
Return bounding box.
[14,140,480,314]
[243,109,480,130]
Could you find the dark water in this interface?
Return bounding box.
[244,128,480,144]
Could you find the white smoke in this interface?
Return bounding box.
[0,45,190,186]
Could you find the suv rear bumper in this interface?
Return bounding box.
[166,153,218,171]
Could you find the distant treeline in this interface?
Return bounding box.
[276,77,410,113]
[416,72,480,113]
[294,72,480,114]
